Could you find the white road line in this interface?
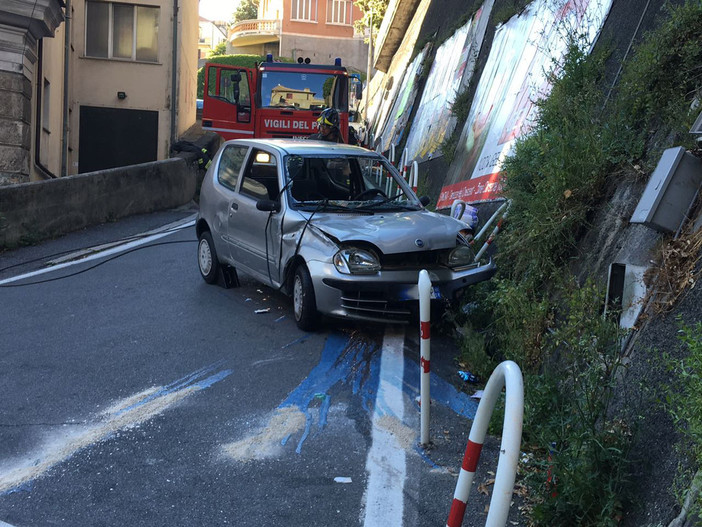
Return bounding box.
[0,521,17,527]
[0,363,231,494]
[0,216,195,286]
[362,326,407,527]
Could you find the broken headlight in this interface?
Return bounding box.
[333,247,381,274]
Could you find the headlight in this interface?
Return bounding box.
[333,247,381,274]
[448,245,474,268]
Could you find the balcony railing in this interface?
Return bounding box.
[230,19,280,39]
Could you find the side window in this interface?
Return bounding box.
[207,66,217,97]
[240,149,280,202]
[217,145,248,191]
[216,69,249,106]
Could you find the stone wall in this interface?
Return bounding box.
[0,157,197,248]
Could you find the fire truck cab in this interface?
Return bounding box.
[202,55,361,144]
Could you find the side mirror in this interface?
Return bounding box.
[419,196,431,207]
[230,72,242,83]
[354,82,363,100]
[256,199,281,212]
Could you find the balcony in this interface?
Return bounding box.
[229,19,281,47]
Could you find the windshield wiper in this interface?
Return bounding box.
[354,192,415,211]
[297,200,352,212]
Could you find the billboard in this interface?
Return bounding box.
[404,0,494,163]
[374,45,430,156]
[436,0,613,208]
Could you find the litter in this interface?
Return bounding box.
[254,308,271,314]
[458,370,479,383]
[334,477,352,484]
[470,390,484,399]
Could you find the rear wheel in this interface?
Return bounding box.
[198,231,219,284]
[293,264,318,331]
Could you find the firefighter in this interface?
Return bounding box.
[309,108,343,143]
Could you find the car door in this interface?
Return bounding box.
[227,147,283,284]
[209,143,249,263]
[202,64,255,140]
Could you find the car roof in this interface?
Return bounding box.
[223,138,379,157]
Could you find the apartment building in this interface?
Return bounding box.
[0,0,198,185]
[228,0,368,72]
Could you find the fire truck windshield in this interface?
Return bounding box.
[260,71,340,110]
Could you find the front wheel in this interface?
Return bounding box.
[197,231,219,284]
[293,264,318,331]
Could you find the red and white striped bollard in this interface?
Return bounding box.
[418,269,431,446]
[446,360,523,527]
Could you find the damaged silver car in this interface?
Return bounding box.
[196,139,496,330]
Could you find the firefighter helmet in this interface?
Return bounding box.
[317,108,340,129]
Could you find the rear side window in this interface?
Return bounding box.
[240,149,280,201]
[217,145,248,190]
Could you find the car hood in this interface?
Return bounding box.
[311,211,462,254]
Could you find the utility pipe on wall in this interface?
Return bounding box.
[61,0,71,177]
[170,0,179,147]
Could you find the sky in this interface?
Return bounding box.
[199,0,241,22]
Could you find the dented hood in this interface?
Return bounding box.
[311,211,462,254]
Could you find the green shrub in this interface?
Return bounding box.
[449,3,702,524]
[499,40,622,283]
[665,320,702,515]
[523,280,632,526]
[615,1,702,156]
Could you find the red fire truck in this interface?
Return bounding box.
[201,55,362,143]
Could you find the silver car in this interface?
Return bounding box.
[196,139,496,330]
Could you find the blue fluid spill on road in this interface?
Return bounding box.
[276,330,478,454]
[402,356,479,420]
[279,331,382,453]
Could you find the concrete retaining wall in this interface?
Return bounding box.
[0,157,196,248]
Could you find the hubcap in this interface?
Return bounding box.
[198,239,212,275]
[293,275,303,320]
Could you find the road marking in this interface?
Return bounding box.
[222,331,380,461]
[0,362,231,494]
[362,326,406,527]
[0,216,196,286]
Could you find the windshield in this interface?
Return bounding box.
[285,155,422,212]
[260,71,342,110]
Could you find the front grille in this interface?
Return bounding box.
[339,288,413,321]
[381,249,446,270]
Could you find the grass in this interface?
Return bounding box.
[665,320,702,516]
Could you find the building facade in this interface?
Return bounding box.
[228,0,368,72]
[0,0,198,185]
[198,16,228,65]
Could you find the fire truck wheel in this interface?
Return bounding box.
[293,264,318,331]
[198,231,220,284]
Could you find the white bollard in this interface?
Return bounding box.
[446,360,524,527]
[418,269,432,446]
[411,161,419,193]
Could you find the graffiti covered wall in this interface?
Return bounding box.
[404,0,494,163]
[435,0,613,208]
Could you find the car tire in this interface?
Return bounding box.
[198,230,219,284]
[293,264,318,331]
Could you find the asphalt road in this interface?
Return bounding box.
[0,208,520,526]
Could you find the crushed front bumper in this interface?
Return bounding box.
[307,259,497,323]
